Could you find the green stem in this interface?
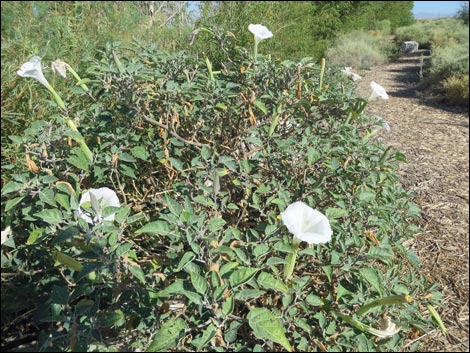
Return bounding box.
[357,294,413,316]
[283,242,300,280]
[45,84,66,110]
[66,65,89,92]
[205,57,214,81]
[67,119,94,162]
[318,58,326,90]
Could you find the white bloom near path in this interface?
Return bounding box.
[281,201,332,245]
[369,81,389,100]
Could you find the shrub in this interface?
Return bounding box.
[443,74,469,106]
[2,35,444,351]
[325,30,390,69]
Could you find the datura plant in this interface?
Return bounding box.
[280,201,332,280]
[248,23,273,60]
[78,187,121,225]
[17,56,94,161]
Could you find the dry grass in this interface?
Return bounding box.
[354,50,469,352]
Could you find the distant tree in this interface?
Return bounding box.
[457,1,469,25]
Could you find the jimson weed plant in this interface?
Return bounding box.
[1,28,445,352]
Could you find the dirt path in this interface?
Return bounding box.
[354,50,469,352]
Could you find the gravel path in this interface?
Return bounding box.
[354,50,469,352]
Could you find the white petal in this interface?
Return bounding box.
[78,187,120,224]
[281,201,332,245]
[369,81,389,100]
[17,56,50,87]
[248,24,273,41]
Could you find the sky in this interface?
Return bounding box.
[413,1,468,19]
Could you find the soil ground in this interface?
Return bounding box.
[354,49,469,352]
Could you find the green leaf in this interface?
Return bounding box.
[136,221,171,235]
[5,196,24,212]
[247,308,292,352]
[253,99,267,114]
[257,272,288,293]
[34,209,64,225]
[39,189,57,207]
[168,157,184,171]
[190,272,208,295]
[176,252,196,272]
[51,285,69,305]
[128,264,146,284]
[196,324,216,351]
[306,294,324,306]
[222,295,235,316]
[67,148,90,172]
[98,309,124,328]
[229,267,259,287]
[118,152,136,163]
[359,268,383,296]
[53,251,83,272]
[146,318,187,352]
[357,191,376,202]
[234,289,266,300]
[209,217,226,232]
[27,228,44,245]
[325,207,348,219]
[1,181,24,195]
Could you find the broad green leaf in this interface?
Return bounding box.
[222,295,235,316]
[2,181,24,195]
[209,217,226,232]
[325,207,348,219]
[67,148,90,172]
[136,221,170,235]
[130,146,149,161]
[234,289,266,301]
[190,272,208,295]
[359,268,383,296]
[306,294,324,306]
[34,209,64,225]
[247,308,292,352]
[229,267,259,287]
[39,189,56,207]
[176,252,196,272]
[53,251,83,272]
[118,152,136,163]
[128,264,146,284]
[196,324,216,351]
[98,309,124,328]
[146,318,187,352]
[257,272,288,293]
[51,285,69,305]
[27,228,44,245]
[253,99,267,114]
[5,196,24,212]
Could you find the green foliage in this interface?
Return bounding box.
[325,30,392,69]
[1,30,445,351]
[396,17,469,106]
[442,74,469,106]
[194,1,414,61]
[457,1,469,25]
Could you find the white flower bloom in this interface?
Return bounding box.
[51,59,68,78]
[78,187,120,224]
[369,81,389,100]
[248,24,273,43]
[17,56,50,88]
[1,226,12,245]
[342,67,362,81]
[367,316,401,338]
[281,201,332,245]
